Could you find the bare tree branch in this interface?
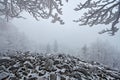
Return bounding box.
[0,0,67,24]
[74,0,120,35]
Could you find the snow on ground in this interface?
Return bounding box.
[0,51,120,80]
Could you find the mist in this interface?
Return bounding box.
[0,0,120,79]
[10,0,120,51]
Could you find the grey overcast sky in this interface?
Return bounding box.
[11,0,120,50]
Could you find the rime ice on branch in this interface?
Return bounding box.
[74,0,120,35]
[0,0,68,24]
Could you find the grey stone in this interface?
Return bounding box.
[0,72,9,80]
[50,73,57,80]
[60,76,66,80]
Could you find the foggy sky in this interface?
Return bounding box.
[11,0,120,50]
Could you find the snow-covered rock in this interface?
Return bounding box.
[0,72,9,80]
[0,52,120,80]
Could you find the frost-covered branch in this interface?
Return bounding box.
[74,0,120,35]
[0,0,67,24]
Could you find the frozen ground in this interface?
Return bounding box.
[0,51,120,80]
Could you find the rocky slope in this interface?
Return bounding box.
[0,52,120,80]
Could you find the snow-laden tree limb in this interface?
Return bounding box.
[0,0,68,24]
[74,0,120,35]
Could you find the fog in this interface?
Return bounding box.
[10,0,120,51]
[1,1,120,79]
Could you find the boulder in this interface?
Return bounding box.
[0,72,9,80]
[28,77,38,80]
[9,66,19,73]
[60,76,66,80]
[24,61,33,69]
[0,65,8,72]
[44,59,53,71]
[39,70,46,76]
[50,73,57,80]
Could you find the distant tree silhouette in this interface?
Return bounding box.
[74,0,120,35]
[46,43,51,53]
[82,44,87,55]
[81,44,88,59]
[0,0,68,24]
[53,40,58,53]
[0,19,29,52]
